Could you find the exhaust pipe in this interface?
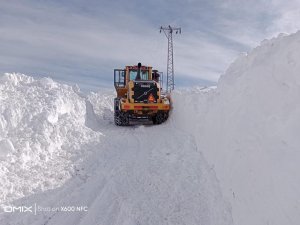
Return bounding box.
[136,62,141,80]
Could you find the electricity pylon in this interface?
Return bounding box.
[160,25,181,93]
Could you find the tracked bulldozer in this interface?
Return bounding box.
[114,63,170,126]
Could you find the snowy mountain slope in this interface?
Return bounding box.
[173,32,300,225]
[0,74,233,225]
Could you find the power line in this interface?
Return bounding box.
[160,25,181,93]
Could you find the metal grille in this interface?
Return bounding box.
[133,82,159,103]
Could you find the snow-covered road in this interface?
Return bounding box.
[0,114,233,225]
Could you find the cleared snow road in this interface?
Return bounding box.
[0,117,233,225]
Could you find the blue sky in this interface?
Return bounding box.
[1,0,300,91]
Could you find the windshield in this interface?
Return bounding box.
[129,70,149,80]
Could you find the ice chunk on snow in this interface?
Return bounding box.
[0,139,15,159]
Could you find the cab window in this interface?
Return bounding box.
[129,70,137,80]
[114,69,125,87]
[141,70,149,80]
[129,70,149,80]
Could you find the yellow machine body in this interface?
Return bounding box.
[113,63,170,125]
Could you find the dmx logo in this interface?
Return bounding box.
[1,204,88,215]
[2,205,33,213]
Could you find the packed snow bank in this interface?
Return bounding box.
[0,73,101,204]
[87,90,114,125]
[173,32,300,225]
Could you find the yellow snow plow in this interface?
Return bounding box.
[114,63,170,126]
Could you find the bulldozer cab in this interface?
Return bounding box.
[114,65,152,85]
[114,64,156,97]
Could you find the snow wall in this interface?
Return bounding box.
[0,74,105,203]
[172,32,300,225]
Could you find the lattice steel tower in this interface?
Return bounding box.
[160,25,181,93]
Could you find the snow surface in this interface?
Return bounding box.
[1,31,300,225]
[0,74,233,225]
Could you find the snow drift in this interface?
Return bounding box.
[173,32,300,225]
[0,73,102,203]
